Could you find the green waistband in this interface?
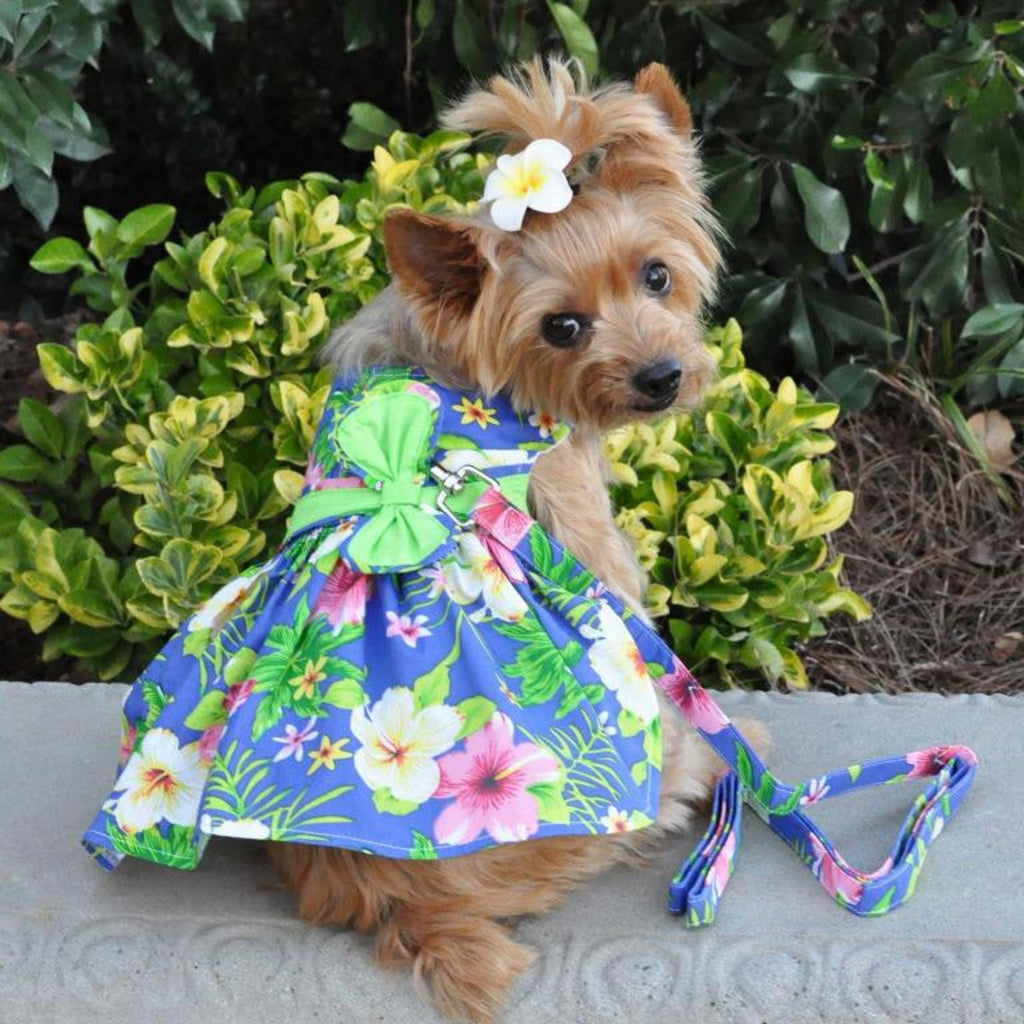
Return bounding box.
[283,470,531,542]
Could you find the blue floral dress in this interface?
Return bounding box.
[83,367,665,870]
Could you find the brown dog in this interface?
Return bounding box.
[271,58,742,1023]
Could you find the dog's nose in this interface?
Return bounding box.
[632,359,682,401]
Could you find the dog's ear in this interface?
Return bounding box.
[384,209,486,325]
[634,63,692,139]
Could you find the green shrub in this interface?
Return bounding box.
[606,319,870,690]
[0,0,244,228]
[1,131,866,687]
[0,130,486,678]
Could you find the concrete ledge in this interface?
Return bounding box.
[1,682,1020,1023]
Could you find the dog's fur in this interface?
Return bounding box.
[270,59,757,1023]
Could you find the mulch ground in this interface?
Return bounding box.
[805,375,1023,695]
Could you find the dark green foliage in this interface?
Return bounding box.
[6,0,1023,406]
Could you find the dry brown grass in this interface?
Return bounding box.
[806,373,1024,695]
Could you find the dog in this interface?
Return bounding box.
[270,58,742,1023]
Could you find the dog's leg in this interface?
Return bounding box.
[529,429,648,613]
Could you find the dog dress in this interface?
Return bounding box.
[83,365,978,926]
[83,366,667,869]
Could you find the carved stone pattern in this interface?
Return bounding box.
[2,913,1022,1023]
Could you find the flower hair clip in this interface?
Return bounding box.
[482,138,573,232]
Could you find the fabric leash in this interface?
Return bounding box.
[657,660,978,924]
[461,478,980,926]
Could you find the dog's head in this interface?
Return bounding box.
[383,59,721,431]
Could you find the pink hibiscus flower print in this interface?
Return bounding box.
[385,611,432,648]
[659,662,729,734]
[224,678,255,716]
[314,561,370,628]
[474,487,532,550]
[433,713,560,846]
[905,745,978,778]
[809,833,863,907]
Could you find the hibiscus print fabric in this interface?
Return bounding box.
[83,368,663,870]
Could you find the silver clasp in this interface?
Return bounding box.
[430,463,499,525]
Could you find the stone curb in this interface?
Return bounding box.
[1,683,1020,1023]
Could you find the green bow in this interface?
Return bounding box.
[286,390,452,571]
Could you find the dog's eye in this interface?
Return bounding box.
[642,260,671,295]
[541,312,590,348]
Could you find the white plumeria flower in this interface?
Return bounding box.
[482,138,573,232]
[200,815,271,840]
[445,532,529,623]
[586,603,659,724]
[351,686,462,804]
[189,574,257,633]
[113,728,205,834]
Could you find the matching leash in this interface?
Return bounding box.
[287,463,979,924]
[658,659,978,924]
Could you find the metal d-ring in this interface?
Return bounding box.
[429,463,500,526]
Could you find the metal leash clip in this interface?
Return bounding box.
[430,463,500,526]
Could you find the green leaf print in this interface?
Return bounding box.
[617,708,645,738]
[904,838,929,902]
[555,677,586,719]
[848,763,862,783]
[224,647,257,687]
[628,810,654,830]
[183,626,213,658]
[204,741,354,839]
[372,788,420,816]
[322,678,365,709]
[494,614,577,708]
[527,780,571,824]
[248,615,365,738]
[106,819,200,869]
[755,770,776,808]
[736,740,755,793]
[455,696,496,739]
[184,689,227,731]
[528,530,555,577]
[525,710,627,828]
[643,716,662,770]
[630,760,648,785]
[141,680,171,730]
[770,784,805,817]
[251,695,285,742]
[867,886,897,916]
[437,432,481,451]
[412,633,460,708]
[528,529,594,594]
[410,831,439,859]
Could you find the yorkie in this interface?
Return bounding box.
[270,59,738,1022]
